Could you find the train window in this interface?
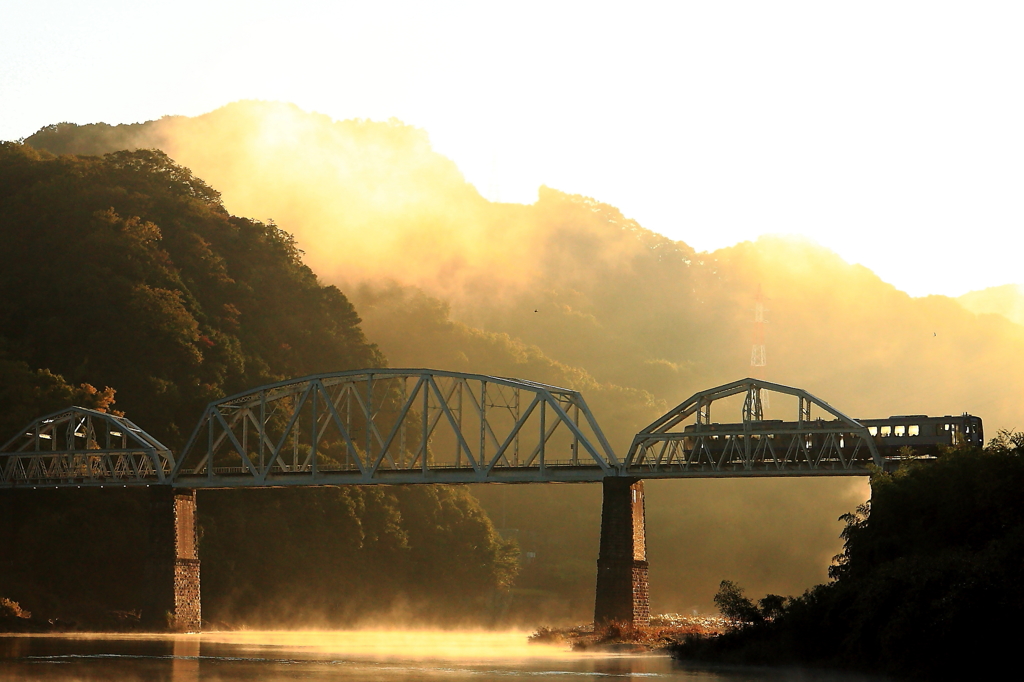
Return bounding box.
[894,425,906,436]
[935,424,944,436]
[880,426,891,437]
[868,426,878,436]
[909,425,920,436]
[944,424,951,431]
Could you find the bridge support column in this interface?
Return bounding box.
[594,477,649,627]
[143,487,201,632]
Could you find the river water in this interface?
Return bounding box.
[0,631,883,681]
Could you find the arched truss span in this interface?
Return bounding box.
[0,407,174,487]
[174,369,619,487]
[626,378,882,477]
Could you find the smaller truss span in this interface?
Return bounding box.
[626,378,882,478]
[0,407,174,488]
[174,368,619,487]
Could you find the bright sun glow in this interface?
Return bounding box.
[3,1,1023,297]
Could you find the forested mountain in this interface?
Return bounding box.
[0,143,379,446]
[0,143,515,626]
[23,102,1024,619]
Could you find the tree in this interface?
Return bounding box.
[713,580,762,623]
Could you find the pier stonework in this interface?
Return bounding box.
[143,487,201,632]
[594,477,650,626]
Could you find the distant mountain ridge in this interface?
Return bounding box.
[957,283,1024,327]
[21,101,1024,618]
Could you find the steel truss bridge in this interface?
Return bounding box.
[1,372,892,489]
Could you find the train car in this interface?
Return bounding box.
[676,413,983,469]
[857,413,984,457]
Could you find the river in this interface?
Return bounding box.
[0,631,885,681]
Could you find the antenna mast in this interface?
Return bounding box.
[750,286,769,409]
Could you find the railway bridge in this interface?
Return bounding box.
[0,370,923,631]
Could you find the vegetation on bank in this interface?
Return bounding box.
[672,435,1024,678]
[530,615,729,653]
[0,143,516,627]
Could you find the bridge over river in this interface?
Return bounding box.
[0,370,964,632]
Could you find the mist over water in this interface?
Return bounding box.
[23,100,1024,617]
[0,632,888,681]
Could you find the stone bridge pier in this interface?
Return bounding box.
[594,477,649,626]
[143,487,201,632]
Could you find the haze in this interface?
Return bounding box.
[6,0,1024,623]
[4,1,1024,297]
[25,100,1024,618]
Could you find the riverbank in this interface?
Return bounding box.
[0,600,144,633]
[529,613,731,653]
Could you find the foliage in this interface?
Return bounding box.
[712,580,761,623]
[0,347,116,443]
[675,441,1024,677]
[0,141,380,447]
[712,580,787,625]
[0,598,30,619]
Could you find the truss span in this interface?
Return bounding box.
[173,369,619,487]
[1,374,903,489]
[626,378,883,478]
[0,407,174,487]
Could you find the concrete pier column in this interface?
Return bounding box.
[594,477,650,626]
[143,487,201,632]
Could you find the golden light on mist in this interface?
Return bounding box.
[27,100,1024,615]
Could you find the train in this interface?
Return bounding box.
[676,413,984,466]
[858,413,984,456]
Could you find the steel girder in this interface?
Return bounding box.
[625,378,883,477]
[0,407,174,488]
[173,369,619,487]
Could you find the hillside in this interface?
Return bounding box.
[24,102,1024,618]
[0,143,515,626]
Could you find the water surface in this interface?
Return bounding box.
[0,631,883,681]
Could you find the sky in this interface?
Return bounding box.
[2,1,1022,298]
